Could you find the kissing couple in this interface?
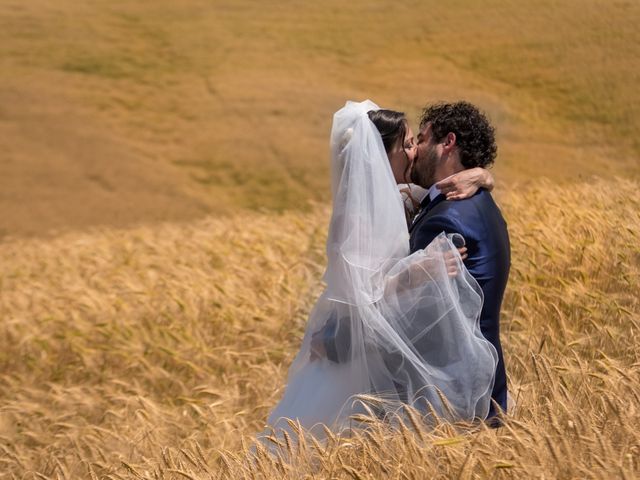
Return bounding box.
[262,100,510,441]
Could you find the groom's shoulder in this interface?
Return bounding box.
[433,188,497,215]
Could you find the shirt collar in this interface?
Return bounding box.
[420,174,455,208]
[419,183,441,208]
[427,182,441,202]
[428,174,458,201]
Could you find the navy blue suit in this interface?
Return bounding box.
[409,188,510,420]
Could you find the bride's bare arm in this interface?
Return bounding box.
[435,168,494,200]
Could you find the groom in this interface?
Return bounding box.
[409,101,510,425]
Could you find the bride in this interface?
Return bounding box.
[261,100,498,440]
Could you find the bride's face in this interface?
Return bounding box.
[388,125,417,184]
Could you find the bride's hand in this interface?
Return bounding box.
[436,168,494,201]
[444,247,467,277]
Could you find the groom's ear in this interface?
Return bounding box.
[442,132,457,154]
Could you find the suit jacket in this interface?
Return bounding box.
[409,188,511,419]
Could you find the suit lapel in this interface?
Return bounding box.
[409,193,446,233]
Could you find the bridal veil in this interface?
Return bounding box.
[263,100,498,439]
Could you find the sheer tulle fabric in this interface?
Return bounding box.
[262,100,497,440]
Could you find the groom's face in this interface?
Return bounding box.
[411,123,440,188]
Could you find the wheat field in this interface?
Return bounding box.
[1,178,638,478]
[1,0,640,478]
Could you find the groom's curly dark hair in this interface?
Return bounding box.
[420,101,497,169]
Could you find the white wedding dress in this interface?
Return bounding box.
[260,100,498,441]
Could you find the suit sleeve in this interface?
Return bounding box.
[311,309,352,364]
[411,213,465,252]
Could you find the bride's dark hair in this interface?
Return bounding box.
[367,109,407,155]
[367,109,419,223]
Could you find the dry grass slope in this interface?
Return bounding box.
[1,177,638,479]
[1,0,639,236]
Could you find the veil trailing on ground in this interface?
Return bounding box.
[262,100,498,440]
